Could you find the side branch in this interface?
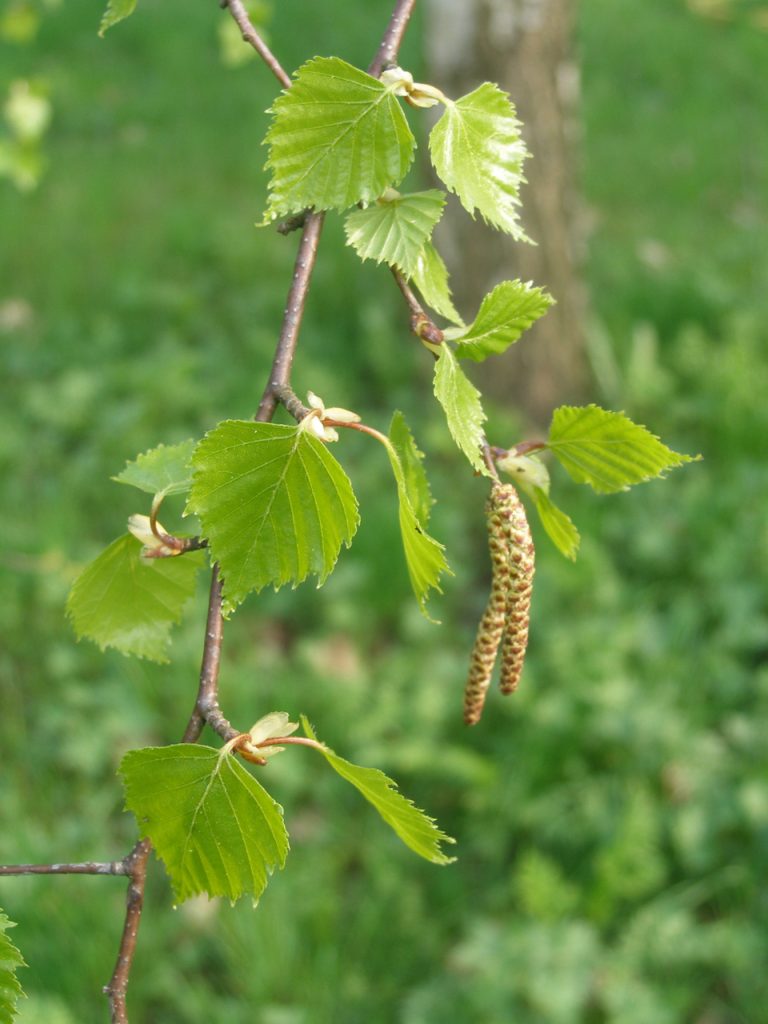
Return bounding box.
[0,860,127,876]
[220,0,292,89]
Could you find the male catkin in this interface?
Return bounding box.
[463,485,514,725]
[498,486,535,694]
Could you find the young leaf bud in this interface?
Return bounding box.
[127,514,178,557]
[496,451,550,499]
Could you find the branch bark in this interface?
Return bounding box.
[368,0,418,76]
[0,861,127,876]
[102,840,151,1023]
[255,211,326,422]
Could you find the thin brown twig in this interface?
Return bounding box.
[368,0,418,77]
[325,419,389,446]
[103,839,151,1024]
[183,567,238,745]
[391,267,444,347]
[513,440,547,456]
[271,384,309,423]
[481,443,501,481]
[0,861,127,876]
[221,0,292,89]
[255,212,326,422]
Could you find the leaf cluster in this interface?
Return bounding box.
[119,716,455,905]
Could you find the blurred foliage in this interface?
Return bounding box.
[1,0,767,1022]
[0,1,57,189]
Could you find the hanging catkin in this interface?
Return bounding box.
[498,485,535,694]
[463,484,515,726]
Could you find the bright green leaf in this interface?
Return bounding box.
[0,909,25,1024]
[112,440,196,500]
[381,413,448,618]
[433,346,489,475]
[344,189,446,278]
[120,745,288,905]
[264,56,415,219]
[410,242,464,326]
[547,405,700,494]
[99,0,137,36]
[388,411,433,527]
[187,421,359,612]
[447,280,553,361]
[429,82,529,238]
[532,487,580,560]
[301,718,456,865]
[66,535,204,663]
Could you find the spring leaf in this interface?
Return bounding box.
[429,82,529,238]
[264,56,415,219]
[447,280,553,361]
[547,405,700,494]
[187,421,359,612]
[410,242,464,326]
[112,440,196,500]
[99,0,137,36]
[388,410,434,527]
[0,909,26,1023]
[383,412,449,619]
[433,346,489,475]
[120,745,288,904]
[344,189,446,278]
[66,535,204,662]
[301,718,456,864]
[532,488,581,560]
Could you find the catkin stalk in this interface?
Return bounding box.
[463,485,513,725]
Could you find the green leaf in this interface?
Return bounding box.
[433,346,488,475]
[382,413,448,618]
[547,405,700,494]
[112,440,196,500]
[301,718,456,865]
[98,0,137,36]
[388,411,433,527]
[532,487,580,560]
[344,190,446,278]
[187,421,359,612]
[0,910,25,1024]
[429,82,529,238]
[410,242,464,326]
[264,56,415,219]
[447,280,553,361]
[120,745,288,905]
[66,535,204,663]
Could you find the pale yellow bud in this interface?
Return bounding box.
[379,67,414,95]
[127,514,176,556]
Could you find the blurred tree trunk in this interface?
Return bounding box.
[425,0,586,427]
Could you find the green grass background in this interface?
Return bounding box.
[1,1,767,1021]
